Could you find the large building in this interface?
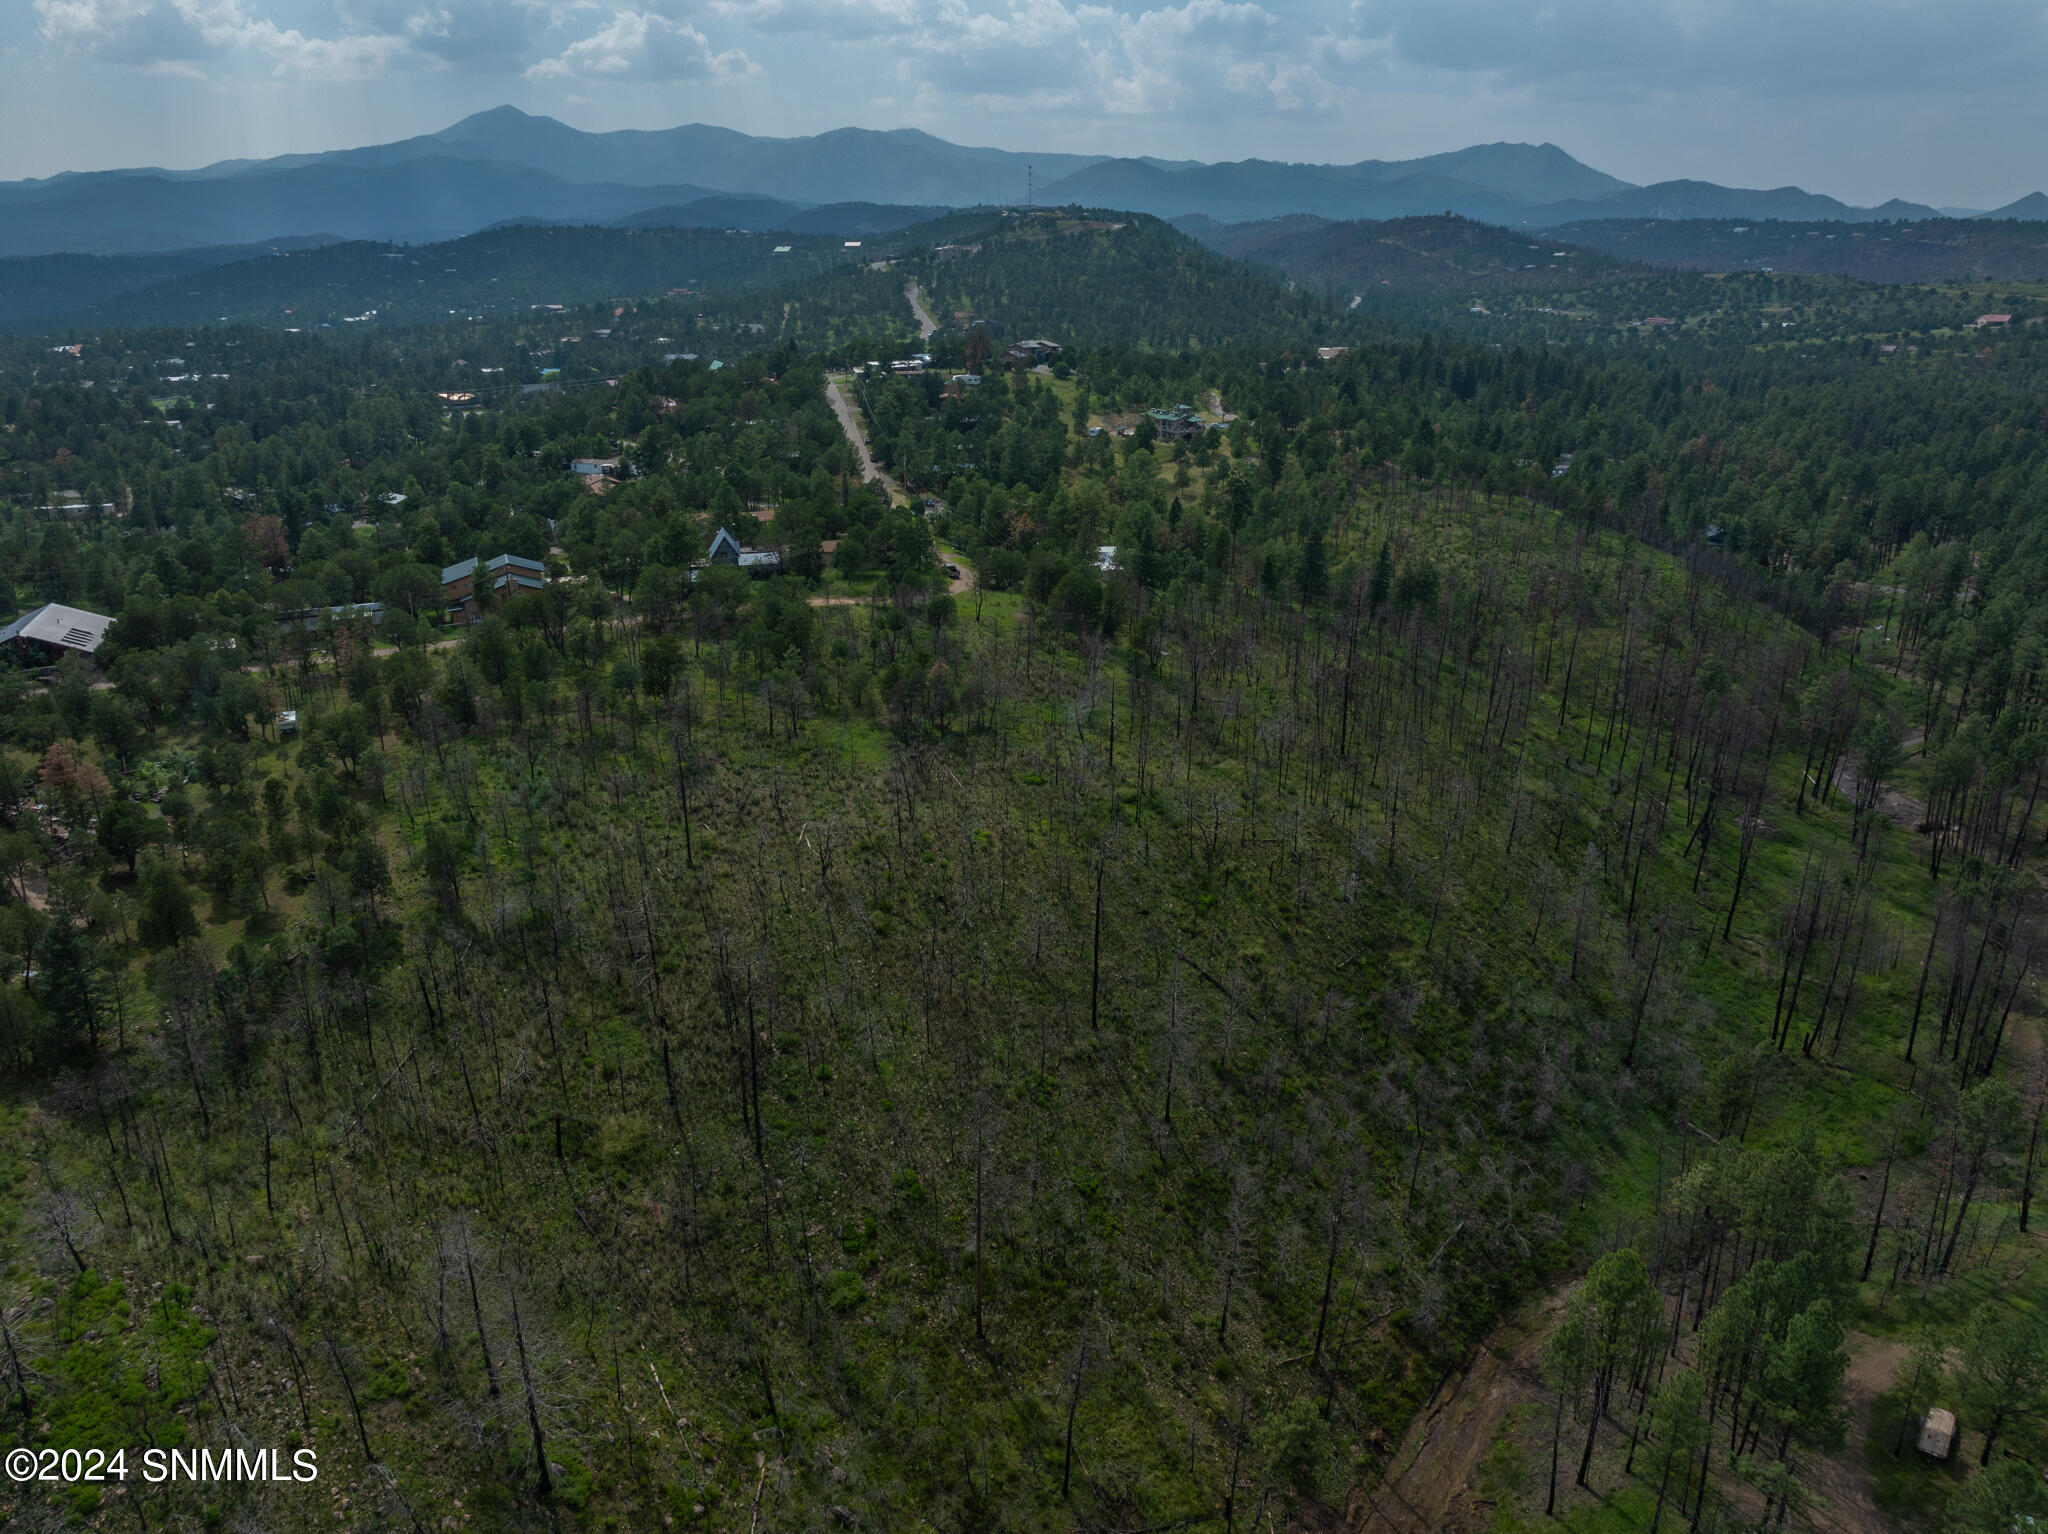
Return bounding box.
[1003,338,1061,368]
[0,602,114,661]
[1147,404,1207,442]
[442,554,547,625]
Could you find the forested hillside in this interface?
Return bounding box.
[1,196,2048,1534]
[1556,217,2048,282]
[34,225,874,334]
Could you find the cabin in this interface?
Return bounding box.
[442,553,547,625]
[0,602,114,662]
[706,527,781,578]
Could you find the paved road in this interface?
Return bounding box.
[906,283,939,341]
[825,374,907,505]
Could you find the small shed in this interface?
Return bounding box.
[1917,1407,1956,1460]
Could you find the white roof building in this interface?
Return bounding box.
[0,602,115,657]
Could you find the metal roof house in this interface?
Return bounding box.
[276,601,388,632]
[706,527,781,578]
[1003,338,1061,368]
[1147,404,1206,441]
[0,602,114,660]
[442,554,548,625]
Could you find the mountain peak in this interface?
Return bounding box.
[1989,191,2048,219]
[437,105,559,140]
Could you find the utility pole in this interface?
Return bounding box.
[1027,162,1034,206]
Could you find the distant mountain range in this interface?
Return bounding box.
[0,105,2040,265]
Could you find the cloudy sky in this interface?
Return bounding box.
[4,0,2044,207]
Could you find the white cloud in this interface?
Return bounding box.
[525,10,756,81]
[340,0,550,70]
[710,0,921,40]
[35,0,409,78]
[770,0,1322,121]
[1340,0,2048,97]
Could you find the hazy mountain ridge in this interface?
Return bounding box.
[607,198,948,237]
[0,106,2040,265]
[0,157,731,257]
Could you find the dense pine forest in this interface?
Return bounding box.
[1,206,2047,1533]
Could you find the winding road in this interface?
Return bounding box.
[906,282,939,341]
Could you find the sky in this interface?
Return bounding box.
[3,0,2045,208]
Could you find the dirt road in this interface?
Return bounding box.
[1351,1295,1561,1533]
[1347,1299,1913,1534]
[906,283,938,341]
[1798,1331,1906,1534]
[807,548,972,608]
[825,374,907,505]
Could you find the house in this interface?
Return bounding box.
[706,527,782,578]
[1003,338,1061,368]
[276,601,387,633]
[1916,1408,1955,1459]
[1316,346,1349,361]
[442,553,548,625]
[570,456,620,477]
[1977,314,2013,327]
[378,491,407,507]
[1147,404,1206,442]
[0,602,115,661]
